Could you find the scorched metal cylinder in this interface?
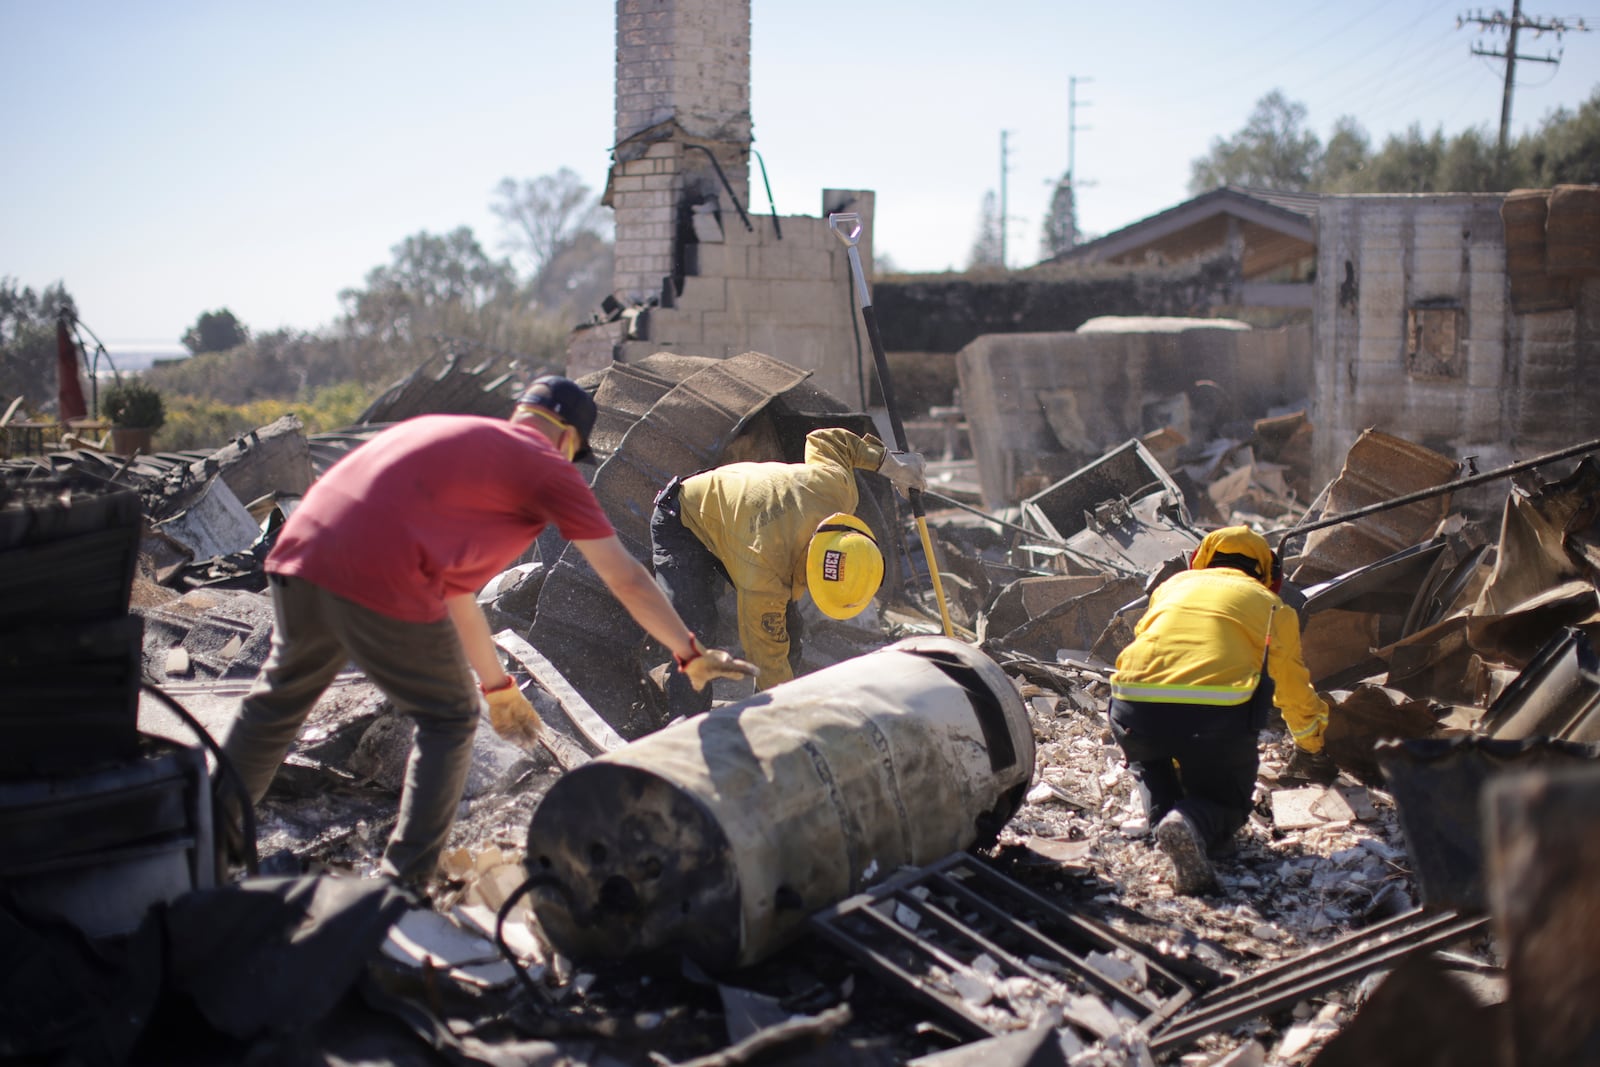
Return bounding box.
[523,636,1035,970]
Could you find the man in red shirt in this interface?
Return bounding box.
[219,376,755,885]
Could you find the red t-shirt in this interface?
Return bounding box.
[268,415,614,622]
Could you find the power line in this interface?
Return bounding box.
[1459,2,1591,155]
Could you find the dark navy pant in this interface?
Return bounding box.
[649,481,724,721]
[1109,698,1260,851]
[649,477,803,721]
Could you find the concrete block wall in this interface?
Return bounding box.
[1313,194,1599,487]
[956,326,1311,509]
[618,189,876,408]
[612,0,752,302]
[1314,196,1506,482]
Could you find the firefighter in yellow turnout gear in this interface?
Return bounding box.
[1110,525,1331,894]
[649,427,925,720]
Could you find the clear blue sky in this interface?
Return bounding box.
[4,1,1597,357]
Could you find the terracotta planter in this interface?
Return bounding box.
[110,426,154,456]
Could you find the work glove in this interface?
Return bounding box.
[1282,746,1339,786]
[675,635,760,693]
[482,677,544,749]
[878,449,928,494]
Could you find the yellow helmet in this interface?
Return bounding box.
[806,512,884,620]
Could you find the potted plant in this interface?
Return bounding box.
[101,379,166,455]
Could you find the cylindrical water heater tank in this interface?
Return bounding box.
[523,636,1036,970]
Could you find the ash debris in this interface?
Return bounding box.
[6,349,1598,1066]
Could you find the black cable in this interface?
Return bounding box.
[140,680,259,876]
[493,870,576,1005]
[751,149,782,240]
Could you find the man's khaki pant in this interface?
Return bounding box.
[220,575,479,884]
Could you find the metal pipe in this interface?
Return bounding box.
[522,637,1035,970]
[1271,435,1600,548]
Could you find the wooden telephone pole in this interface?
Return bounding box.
[1460,3,1589,157]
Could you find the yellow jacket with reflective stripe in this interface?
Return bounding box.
[679,428,887,688]
[1110,567,1329,752]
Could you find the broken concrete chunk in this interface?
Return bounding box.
[1271,787,1355,831]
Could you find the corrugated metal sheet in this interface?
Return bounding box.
[526,352,813,736]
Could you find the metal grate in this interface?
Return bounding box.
[808,852,1201,1042]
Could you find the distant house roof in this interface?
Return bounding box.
[1044,185,1319,280]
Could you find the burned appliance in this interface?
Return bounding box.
[523,636,1035,970]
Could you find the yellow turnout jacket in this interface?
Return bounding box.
[1110,526,1330,752]
[678,428,887,688]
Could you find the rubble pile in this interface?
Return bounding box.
[5,351,1598,1066]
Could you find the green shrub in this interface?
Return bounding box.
[101,379,166,430]
[159,381,379,452]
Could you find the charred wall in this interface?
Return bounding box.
[1312,190,1600,488]
[873,256,1240,355]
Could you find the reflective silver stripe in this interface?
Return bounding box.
[1290,714,1328,739]
[1110,678,1258,705]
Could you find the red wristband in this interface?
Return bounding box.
[481,676,515,695]
[673,636,703,670]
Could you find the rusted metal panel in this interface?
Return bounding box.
[523,637,1035,971]
[1289,430,1459,586]
[1479,626,1600,743]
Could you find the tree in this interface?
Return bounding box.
[1189,90,1322,194]
[490,168,614,311]
[182,308,249,354]
[1313,116,1371,192]
[339,226,518,346]
[334,225,572,386]
[1351,124,1448,193]
[1039,173,1079,261]
[0,278,75,408]
[966,191,1004,271]
[1519,87,1600,186]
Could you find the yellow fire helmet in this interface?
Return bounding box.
[806,512,885,620]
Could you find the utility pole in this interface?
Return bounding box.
[1068,75,1093,191]
[999,129,1013,269]
[1066,75,1093,250]
[1460,4,1589,157]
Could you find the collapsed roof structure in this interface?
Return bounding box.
[5,336,1600,1064]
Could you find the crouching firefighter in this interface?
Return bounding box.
[649,426,926,721]
[1108,525,1331,895]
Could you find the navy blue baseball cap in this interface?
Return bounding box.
[517,375,597,460]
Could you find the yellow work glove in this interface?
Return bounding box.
[877,449,928,493]
[482,677,544,748]
[675,635,760,693]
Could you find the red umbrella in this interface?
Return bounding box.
[56,314,87,422]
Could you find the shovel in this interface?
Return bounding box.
[828,212,956,639]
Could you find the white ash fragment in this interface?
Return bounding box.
[949,969,995,1007]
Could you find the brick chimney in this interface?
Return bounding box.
[608,0,752,304]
